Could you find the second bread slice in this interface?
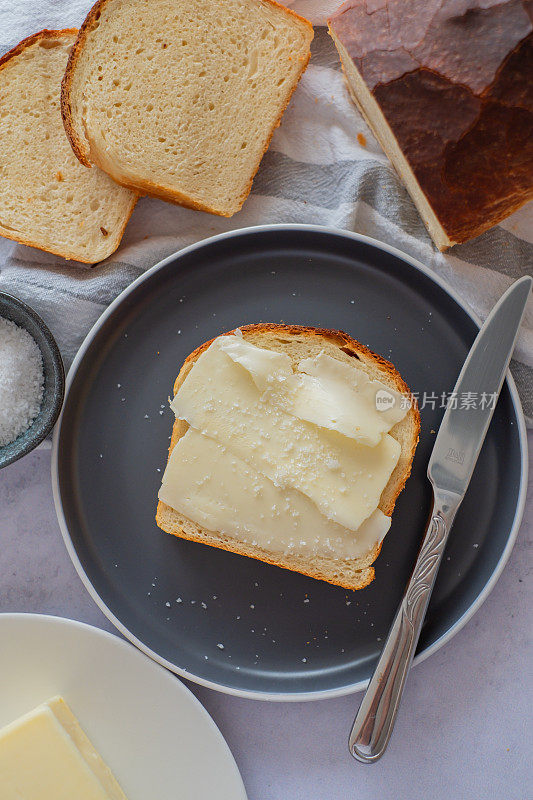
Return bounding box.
[62,0,313,216]
[0,30,137,264]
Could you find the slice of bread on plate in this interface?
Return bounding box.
[61,0,313,216]
[156,324,420,591]
[0,30,137,264]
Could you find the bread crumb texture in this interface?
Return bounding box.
[63,0,313,215]
[0,30,137,263]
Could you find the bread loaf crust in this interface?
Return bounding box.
[329,0,533,248]
[156,323,420,591]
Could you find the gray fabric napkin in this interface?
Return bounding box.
[1,4,531,423]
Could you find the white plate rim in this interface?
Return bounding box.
[0,611,247,798]
[51,223,529,702]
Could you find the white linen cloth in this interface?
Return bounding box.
[0,0,531,423]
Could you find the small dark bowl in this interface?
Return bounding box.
[0,293,65,469]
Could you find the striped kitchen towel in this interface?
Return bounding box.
[0,1,531,422]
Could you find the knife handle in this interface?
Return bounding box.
[349,487,459,763]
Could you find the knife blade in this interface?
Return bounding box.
[428,275,532,497]
[349,275,532,764]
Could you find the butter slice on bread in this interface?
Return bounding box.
[156,324,420,591]
[0,30,137,263]
[61,0,313,216]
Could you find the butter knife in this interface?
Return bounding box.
[349,274,532,763]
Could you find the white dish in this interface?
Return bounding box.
[0,613,247,799]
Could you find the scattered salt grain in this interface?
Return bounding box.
[217,643,224,650]
[0,318,44,447]
[165,602,171,608]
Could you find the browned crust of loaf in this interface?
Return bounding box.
[326,35,452,251]
[0,28,138,264]
[61,0,313,214]
[328,1,533,248]
[156,323,420,590]
[332,38,530,250]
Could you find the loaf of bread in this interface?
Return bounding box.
[61,0,313,217]
[0,30,137,264]
[328,0,533,250]
[156,324,420,591]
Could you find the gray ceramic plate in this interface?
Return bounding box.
[52,226,527,700]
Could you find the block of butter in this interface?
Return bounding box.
[0,696,128,800]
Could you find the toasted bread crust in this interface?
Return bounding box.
[156,323,420,590]
[61,0,107,168]
[0,28,138,264]
[61,0,313,214]
[157,521,377,591]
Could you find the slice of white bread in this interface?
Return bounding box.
[61,0,313,216]
[0,30,137,264]
[156,324,420,591]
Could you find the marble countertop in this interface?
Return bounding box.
[1,440,531,800]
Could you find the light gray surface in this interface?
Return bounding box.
[1,441,531,800]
